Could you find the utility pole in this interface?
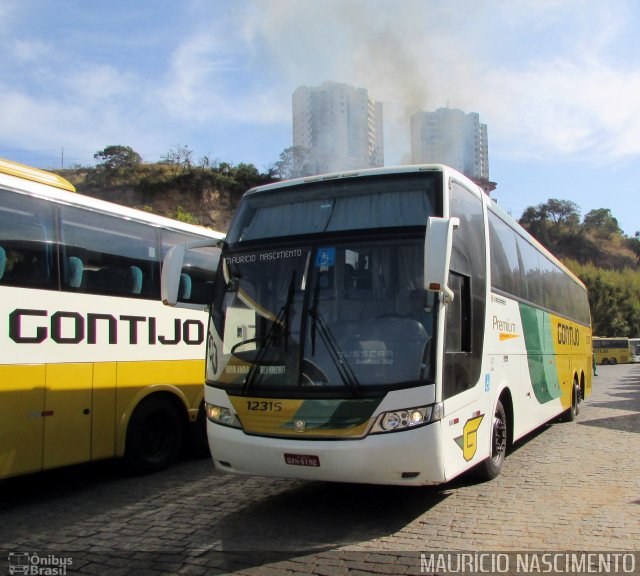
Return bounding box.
[61,146,64,169]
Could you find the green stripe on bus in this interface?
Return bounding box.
[520,303,562,404]
[286,397,382,431]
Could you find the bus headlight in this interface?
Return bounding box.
[370,403,443,434]
[205,403,241,429]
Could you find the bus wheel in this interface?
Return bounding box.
[185,401,210,458]
[609,357,617,365]
[125,396,184,474]
[562,380,580,422]
[473,399,507,481]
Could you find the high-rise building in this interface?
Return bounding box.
[292,81,384,176]
[410,107,489,183]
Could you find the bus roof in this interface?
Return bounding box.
[0,157,225,240]
[0,157,76,193]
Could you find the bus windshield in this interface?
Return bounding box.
[213,238,436,393]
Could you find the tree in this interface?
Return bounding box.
[94,145,142,171]
[272,146,310,179]
[544,198,580,232]
[519,198,581,251]
[627,232,640,265]
[583,208,621,239]
[519,204,550,244]
[162,145,193,174]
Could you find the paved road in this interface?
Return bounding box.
[1,364,639,575]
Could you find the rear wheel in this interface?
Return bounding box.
[562,379,580,422]
[473,399,508,481]
[609,357,617,365]
[125,396,183,474]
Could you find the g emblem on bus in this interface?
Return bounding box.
[454,414,484,461]
[294,420,306,433]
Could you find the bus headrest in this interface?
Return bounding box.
[129,266,142,295]
[179,273,192,300]
[0,246,5,280]
[68,256,83,288]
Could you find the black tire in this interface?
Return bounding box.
[473,399,508,481]
[185,401,211,458]
[125,396,184,474]
[561,379,580,422]
[609,357,617,365]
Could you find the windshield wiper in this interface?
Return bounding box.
[240,271,296,391]
[308,276,360,395]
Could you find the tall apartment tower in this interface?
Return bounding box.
[410,108,489,182]
[292,81,384,176]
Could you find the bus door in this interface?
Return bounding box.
[438,181,487,479]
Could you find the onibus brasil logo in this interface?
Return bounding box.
[8,552,72,575]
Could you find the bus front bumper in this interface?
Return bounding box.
[207,421,446,486]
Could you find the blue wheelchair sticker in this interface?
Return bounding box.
[315,247,336,268]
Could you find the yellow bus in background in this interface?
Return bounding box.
[592,337,630,365]
[0,158,224,479]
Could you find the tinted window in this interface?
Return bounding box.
[0,188,56,289]
[489,213,521,296]
[489,210,590,325]
[60,206,160,299]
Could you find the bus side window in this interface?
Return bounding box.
[446,272,471,353]
[0,189,57,290]
[59,205,159,299]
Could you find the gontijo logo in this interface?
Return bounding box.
[8,308,205,345]
[557,321,580,346]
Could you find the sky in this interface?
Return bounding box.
[2,0,640,235]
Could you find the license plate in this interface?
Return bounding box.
[284,453,320,467]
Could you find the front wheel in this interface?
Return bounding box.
[125,396,184,474]
[473,399,508,481]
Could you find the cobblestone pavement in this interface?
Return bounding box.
[1,364,638,575]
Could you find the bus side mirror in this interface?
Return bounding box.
[161,244,186,307]
[424,216,459,304]
[161,239,221,310]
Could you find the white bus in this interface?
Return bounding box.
[629,338,640,363]
[0,158,224,479]
[163,164,592,485]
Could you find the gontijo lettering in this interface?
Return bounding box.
[557,322,580,346]
[8,308,205,345]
